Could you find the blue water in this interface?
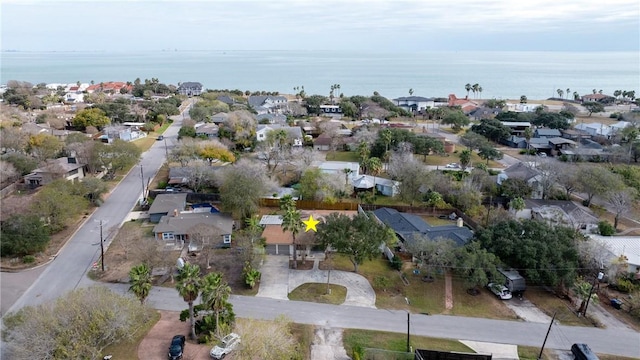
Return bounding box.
[1,50,638,100]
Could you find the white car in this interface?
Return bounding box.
[445,163,460,168]
[210,333,241,359]
[487,283,512,300]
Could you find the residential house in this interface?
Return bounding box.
[581,93,615,104]
[211,112,229,124]
[319,105,343,119]
[24,156,86,188]
[313,134,333,151]
[314,161,360,180]
[351,175,400,197]
[505,103,542,112]
[216,95,235,105]
[102,125,145,142]
[167,167,191,187]
[177,82,203,96]
[153,212,234,250]
[372,207,473,248]
[561,128,591,142]
[256,124,303,146]
[447,94,479,114]
[21,123,80,142]
[392,96,435,113]
[588,235,640,275]
[248,95,288,114]
[148,193,188,223]
[518,199,599,232]
[470,106,502,120]
[256,113,287,124]
[195,123,219,138]
[502,135,528,149]
[557,147,612,162]
[573,122,629,139]
[534,128,562,138]
[496,162,543,199]
[500,121,531,137]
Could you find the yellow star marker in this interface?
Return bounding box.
[302,215,320,232]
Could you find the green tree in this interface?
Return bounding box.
[31,180,88,232]
[0,214,50,257]
[478,145,503,164]
[219,159,276,220]
[72,108,111,130]
[176,263,202,340]
[475,219,579,287]
[405,235,456,278]
[465,83,472,98]
[508,197,526,216]
[583,102,605,116]
[316,213,394,273]
[303,94,328,115]
[178,125,196,139]
[500,178,532,199]
[128,263,152,305]
[520,95,527,104]
[91,139,141,175]
[576,165,618,207]
[470,119,512,142]
[454,241,500,293]
[460,131,489,151]
[459,149,472,169]
[200,272,234,338]
[441,109,470,132]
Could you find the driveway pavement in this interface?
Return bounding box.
[257,254,376,308]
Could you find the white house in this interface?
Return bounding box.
[314,161,360,180]
[506,103,542,112]
[588,235,640,275]
[256,124,303,146]
[392,96,435,113]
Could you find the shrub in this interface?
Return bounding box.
[615,278,637,293]
[390,255,403,270]
[22,255,35,264]
[158,180,168,189]
[598,220,615,236]
[559,154,569,162]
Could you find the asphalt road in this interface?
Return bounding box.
[3,101,191,314]
[102,283,640,359]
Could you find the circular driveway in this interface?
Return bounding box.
[256,255,376,308]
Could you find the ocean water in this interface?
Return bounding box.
[1,50,638,100]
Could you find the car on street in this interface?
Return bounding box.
[445,163,460,168]
[487,283,512,300]
[210,332,241,359]
[157,135,164,141]
[168,335,185,360]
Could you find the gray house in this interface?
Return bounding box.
[534,128,562,138]
[177,82,203,96]
[148,193,188,223]
[496,162,543,199]
[372,207,473,247]
[153,212,234,249]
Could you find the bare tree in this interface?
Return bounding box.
[0,160,19,185]
[217,158,278,219]
[555,163,580,199]
[288,147,323,182]
[352,126,379,146]
[387,150,427,206]
[317,120,342,150]
[606,186,637,230]
[170,138,201,166]
[185,161,215,192]
[535,158,562,199]
[188,223,222,269]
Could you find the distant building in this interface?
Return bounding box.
[24,156,86,188]
[392,96,435,113]
[177,82,203,96]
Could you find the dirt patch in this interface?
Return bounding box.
[138,310,212,360]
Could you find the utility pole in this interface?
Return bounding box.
[538,311,556,360]
[583,271,604,317]
[99,220,105,272]
[164,138,169,158]
[406,312,411,353]
[140,165,146,201]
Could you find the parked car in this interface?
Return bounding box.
[157,135,164,141]
[210,332,241,359]
[168,335,185,360]
[487,283,512,300]
[445,163,460,168]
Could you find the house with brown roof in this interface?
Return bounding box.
[581,93,615,104]
[313,134,332,151]
[447,94,479,114]
[24,156,86,188]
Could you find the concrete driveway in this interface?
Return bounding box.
[257,254,376,308]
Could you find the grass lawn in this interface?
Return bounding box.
[290,323,315,360]
[322,255,516,320]
[518,345,554,360]
[343,329,474,356]
[101,310,161,360]
[288,283,347,305]
[419,144,504,169]
[524,287,594,327]
[326,151,359,162]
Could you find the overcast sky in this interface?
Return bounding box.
[2,0,638,52]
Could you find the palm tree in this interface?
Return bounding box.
[342,168,353,186]
[478,86,483,99]
[472,84,479,98]
[557,89,564,99]
[200,272,232,338]
[573,91,580,101]
[366,157,383,195]
[281,206,302,268]
[409,88,414,96]
[523,127,532,154]
[176,263,202,340]
[566,88,570,99]
[128,263,152,305]
[520,95,527,104]
[459,149,472,169]
[465,83,472,98]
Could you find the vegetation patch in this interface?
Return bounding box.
[343,329,474,356]
[288,283,347,305]
[101,310,161,360]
